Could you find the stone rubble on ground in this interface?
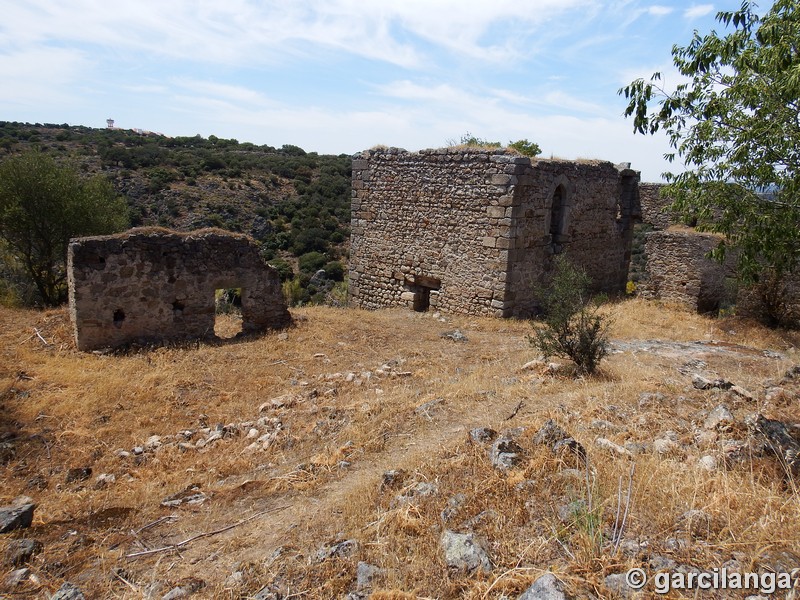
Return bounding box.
[4,538,43,567]
[440,529,491,573]
[0,501,36,533]
[518,572,571,600]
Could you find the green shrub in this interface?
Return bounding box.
[298,251,327,273]
[529,256,610,375]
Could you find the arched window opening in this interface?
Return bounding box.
[550,184,567,252]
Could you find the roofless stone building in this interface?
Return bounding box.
[68,228,290,351]
[348,148,641,318]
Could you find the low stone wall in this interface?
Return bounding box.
[638,229,732,313]
[638,182,674,230]
[68,228,290,351]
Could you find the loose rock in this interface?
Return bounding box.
[356,561,383,591]
[4,538,43,566]
[51,583,86,600]
[65,467,92,483]
[518,572,570,600]
[490,436,524,470]
[0,503,36,533]
[469,427,497,444]
[440,530,491,573]
[704,405,734,430]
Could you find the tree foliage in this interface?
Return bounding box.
[0,151,129,305]
[619,0,800,281]
[530,256,610,375]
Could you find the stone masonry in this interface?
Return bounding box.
[68,228,290,351]
[349,147,640,317]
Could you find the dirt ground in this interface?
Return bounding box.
[1,300,799,599]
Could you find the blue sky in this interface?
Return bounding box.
[1,1,742,181]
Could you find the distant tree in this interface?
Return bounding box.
[619,0,800,282]
[508,139,541,157]
[0,151,129,305]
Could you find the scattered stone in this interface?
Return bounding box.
[144,435,163,451]
[65,467,92,483]
[381,469,407,490]
[132,446,144,455]
[590,419,621,433]
[638,392,667,408]
[650,554,678,571]
[617,539,649,558]
[440,530,491,573]
[0,502,36,533]
[731,385,755,401]
[393,481,439,506]
[469,427,498,444]
[704,405,734,430]
[4,567,31,587]
[224,571,244,588]
[94,473,116,489]
[441,493,467,522]
[532,419,571,448]
[518,572,569,600]
[415,398,444,419]
[356,561,383,591]
[749,413,800,476]
[315,539,359,562]
[692,374,733,390]
[624,441,651,455]
[161,484,207,508]
[4,538,43,566]
[722,439,749,465]
[24,474,48,491]
[552,437,586,462]
[653,432,681,456]
[521,359,545,371]
[604,573,636,598]
[51,583,86,600]
[595,437,632,458]
[440,330,468,342]
[490,436,524,470]
[697,455,718,471]
[162,577,205,599]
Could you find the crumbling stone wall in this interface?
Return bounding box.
[638,183,675,230]
[68,228,290,351]
[637,229,732,313]
[349,148,640,317]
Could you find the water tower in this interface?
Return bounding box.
[106,119,115,129]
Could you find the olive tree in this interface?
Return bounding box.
[619,0,800,282]
[0,151,129,305]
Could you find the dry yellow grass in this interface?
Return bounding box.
[0,301,798,598]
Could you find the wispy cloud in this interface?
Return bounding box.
[684,4,714,19]
[647,5,674,16]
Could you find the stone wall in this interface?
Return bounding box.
[637,229,733,313]
[638,182,674,230]
[349,148,640,318]
[68,228,290,351]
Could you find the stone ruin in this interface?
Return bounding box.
[349,147,641,317]
[68,228,290,351]
[634,184,735,314]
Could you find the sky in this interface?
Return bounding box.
[0,1,743,182]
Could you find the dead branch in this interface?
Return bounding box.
[125,506,288,559]
[33,328,50,347]
[504,400,524,420]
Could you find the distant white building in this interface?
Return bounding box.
[106,119,115,128]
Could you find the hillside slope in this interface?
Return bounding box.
[0,121,352,302]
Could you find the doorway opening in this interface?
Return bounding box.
[214,288,243,338]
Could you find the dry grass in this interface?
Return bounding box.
[0,301,799,598]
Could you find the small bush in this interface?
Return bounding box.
[529,256,610,375]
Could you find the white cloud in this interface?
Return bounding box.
[684,4,714,19]
[0,0,598,68]
[0,47,91,107]
[647,5,673,16]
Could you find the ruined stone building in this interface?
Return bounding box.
[635,184,734,313]
[349,148,641,317]
[68,228,290,351]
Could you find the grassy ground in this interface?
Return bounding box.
[0,300,798,599]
